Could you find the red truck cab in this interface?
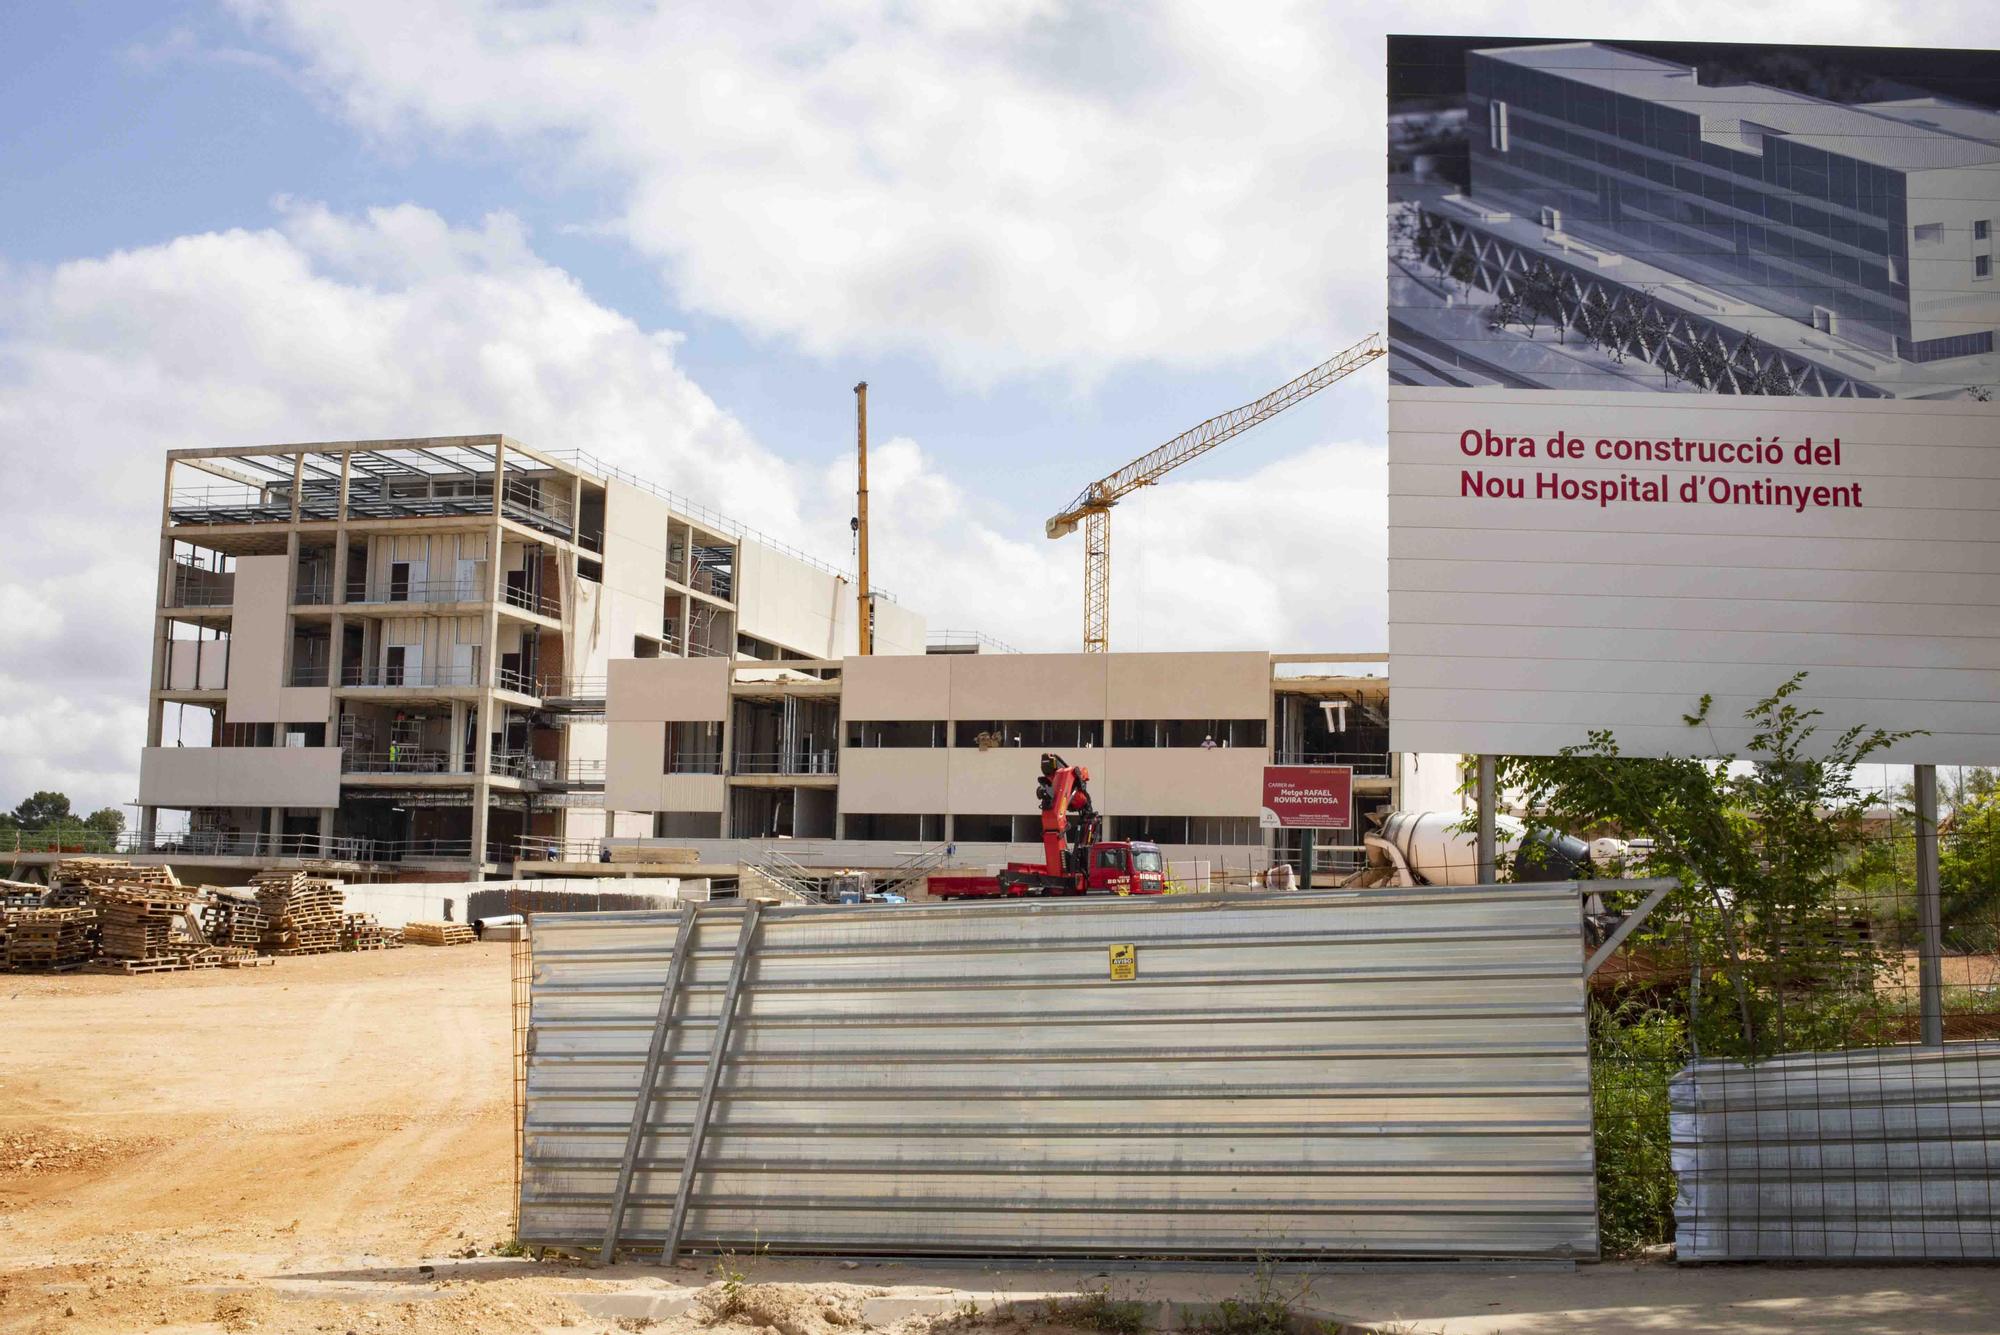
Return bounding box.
[1084,840,1167,895]
[929,840,1167,900]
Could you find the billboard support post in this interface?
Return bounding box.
[1476,755,1497,885]
[1916,765,1944,1047]
[1300,828,1316,891]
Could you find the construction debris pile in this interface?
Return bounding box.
[0,858,422,976]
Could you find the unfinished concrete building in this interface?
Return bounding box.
[137,436,923,881]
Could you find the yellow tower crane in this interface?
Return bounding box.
[1045,332,1386,653]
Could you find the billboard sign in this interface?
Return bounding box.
[1387,36,2000,762]
[1260,766,1353,829]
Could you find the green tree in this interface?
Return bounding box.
[11,791,72,828]
[1940,788,2000,953]
[1498,673,1915,1059]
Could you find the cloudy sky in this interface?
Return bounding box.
[0,0,1983,816]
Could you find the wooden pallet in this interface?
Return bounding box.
[85,955,225,975]
[402,920,475,947]
[223,955,276,969]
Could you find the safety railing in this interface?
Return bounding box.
[502,583,561,618]
[877,842,955,898]
[730,750,839,776]
[490,752,556,782]
[288,665,332,688]
[348,579,484,606]
[341,664,485,689]
[342,749,452,775]
[123,830,382,862]
[166,567,235,608]
[168,486,292,526]
[661,631,733,659]
[495,667,539,696]
[1270,750,1395,776]
[292,580,333,606]
[511,837,609,863]
[536,675,607,702]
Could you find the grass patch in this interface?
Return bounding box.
[1044,1291,1150,1335]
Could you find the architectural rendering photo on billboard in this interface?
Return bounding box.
[1386,36,2000,763]
[1389,36,2000,397]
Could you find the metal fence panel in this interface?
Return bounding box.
[520,887,1597,1259]
[1671,1043,2000,1260]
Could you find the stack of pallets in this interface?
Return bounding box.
[402,920,475,947]
[89,881,230,974]
[4,907,98,972]
[197,892,268,950]
[1,880,45,909]
[253,870,345,954]
[340,913,401,951]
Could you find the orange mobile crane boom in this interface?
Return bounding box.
[1044,333,1385,653]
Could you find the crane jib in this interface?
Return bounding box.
[1043,332,1385,653]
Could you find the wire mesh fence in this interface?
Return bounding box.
[1580,784,2000,1260]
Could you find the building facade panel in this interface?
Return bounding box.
[1091,748,1268,820]
[222,554,293,723]
[841,655,953,720]
[1106,652,1271,720]
[947,653,1108,721]
[606,658,731,722]
[600,481,674,659]
[138,745,342,809]
[840,747,951,815]
[945,747,1059,815]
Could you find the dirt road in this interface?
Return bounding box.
[0,945,573,1332]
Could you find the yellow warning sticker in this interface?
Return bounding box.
[1108,943,1137,981]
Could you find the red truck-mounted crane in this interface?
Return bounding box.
[929,753,1167,900]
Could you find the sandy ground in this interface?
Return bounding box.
[6,943,2000,1335]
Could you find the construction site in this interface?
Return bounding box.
[10,23,2000,1335]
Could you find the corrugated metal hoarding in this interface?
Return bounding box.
[519,887,1597,1259]
[1672,1044,2000,1260]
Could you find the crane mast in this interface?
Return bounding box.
[1046,332,1384,653]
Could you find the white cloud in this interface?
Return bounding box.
[0,204,1383,814]
[221,0,1986,384]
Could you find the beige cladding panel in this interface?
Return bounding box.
[605,722,667,812]
[1092,748,1266,818]
[1108,652,1272,720]
[946,747,1062,814]
[737,541,839,659]
[602,483,673,661]
[607,658,731,722]
[223,554,290,724]
[841,656,951,721]
[138,746,341,809]
[948,653,1107,720]
[840,748,950,814]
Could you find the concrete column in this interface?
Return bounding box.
[330,450,351,696]
[470,442,507,873]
